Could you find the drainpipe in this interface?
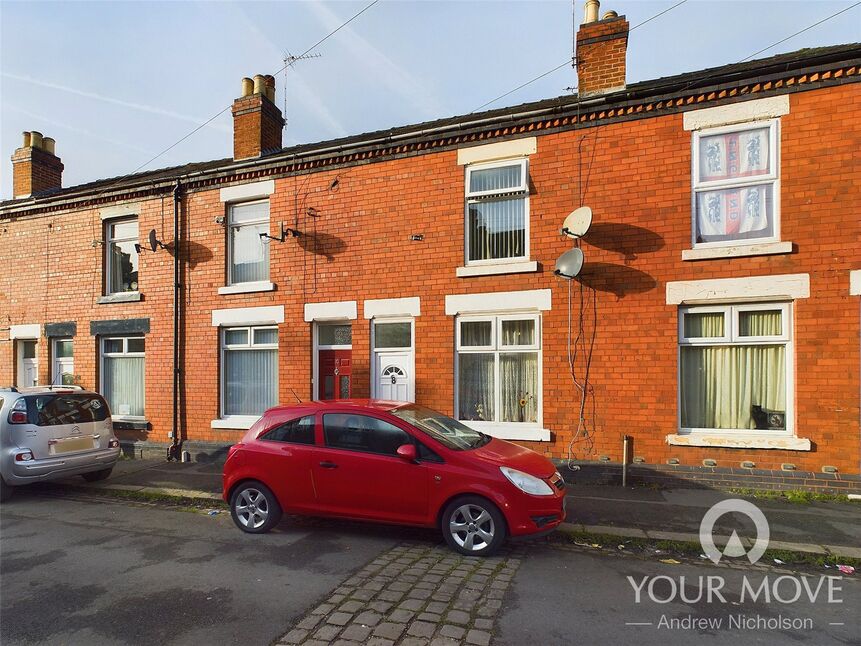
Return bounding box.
[168,179,183,461]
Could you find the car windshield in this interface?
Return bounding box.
[391,404,490,450]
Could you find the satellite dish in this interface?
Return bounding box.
[561,206,592,239]
[148,229,163,252]
[554,247,584,280]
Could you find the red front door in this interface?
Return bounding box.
[318,349,352,400]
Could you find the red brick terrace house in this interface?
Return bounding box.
[1,12,859,492]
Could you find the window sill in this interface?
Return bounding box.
[456,260,538,278]
[666,433,811,451]
[682,241,793,261]
[218,281,275,295]
[461,421,550,442]
[211,416,261,430]
[98,291,141,304]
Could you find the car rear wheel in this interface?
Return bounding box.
[81,468,113,482]
[230,481,282,534]
[441,496,507,557]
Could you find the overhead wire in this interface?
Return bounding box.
[471,0,690,113]
[89,0,381,201]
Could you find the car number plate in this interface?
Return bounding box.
[51,436,97,455]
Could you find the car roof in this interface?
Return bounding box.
[16,386,98,395]
[265,399,408,416]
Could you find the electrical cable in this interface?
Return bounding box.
[89,0,381,200]
[471,0,690,113]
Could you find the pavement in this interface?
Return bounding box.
[49,458,861,559]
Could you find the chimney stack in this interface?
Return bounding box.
[11,131,64,199]
[232,73,284,161]
[576,1,629,97]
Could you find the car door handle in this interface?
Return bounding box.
[319,461,338,469]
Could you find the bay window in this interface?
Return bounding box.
[456,314,540,426]
[221,326,278,418]
[101,336,145,419]
[679,303,791,434]
[692,120,779,248]
[465,159,528,264]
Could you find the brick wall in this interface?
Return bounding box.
[1,83,859,484]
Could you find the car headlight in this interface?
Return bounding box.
[500,466,554,496]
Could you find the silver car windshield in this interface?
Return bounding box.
[391,404,488,451]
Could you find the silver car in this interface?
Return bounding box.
[0,386,121,501]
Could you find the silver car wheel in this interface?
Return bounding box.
[234,487,270,530]
[449,503,495,552]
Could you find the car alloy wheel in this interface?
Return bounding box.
[442,496,506,556]
[230,481,281,534]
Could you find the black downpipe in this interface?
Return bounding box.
[168,180,183,461]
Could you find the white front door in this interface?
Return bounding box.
[376,352,413,402]
[17,340,38,387]
[53,338,74,385]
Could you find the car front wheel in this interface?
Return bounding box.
[441,496,507,557]
[230,481,282,534]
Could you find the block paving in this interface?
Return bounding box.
[277,541,525,645]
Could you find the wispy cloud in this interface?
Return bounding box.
[226,2,348,138]
[4,104,158,156]
[304,2,448,119]
[1,72,231,133]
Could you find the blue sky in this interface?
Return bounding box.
[1,0,858,199]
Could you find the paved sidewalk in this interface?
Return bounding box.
[57,458,861,558]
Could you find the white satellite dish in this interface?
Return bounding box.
[554,247,584,280]
[561,206,592,239]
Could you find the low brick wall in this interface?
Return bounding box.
[558,460,861,494]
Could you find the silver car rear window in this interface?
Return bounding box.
[26,394,110,426]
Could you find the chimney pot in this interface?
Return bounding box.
[22,131,32,148]
[30,131,43,149]
[602,10,618,19]
[241,77,254,97]
[584,0,600,23]
[252,74,266,95]
[42,137,56,155]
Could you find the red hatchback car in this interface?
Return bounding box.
[222,400,566,556]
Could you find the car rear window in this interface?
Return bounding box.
[27,394,110,426]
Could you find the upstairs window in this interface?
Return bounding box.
[105,217,139,294]
[465,159,529,264]
[692,120,779,247]
[228,201,269,285]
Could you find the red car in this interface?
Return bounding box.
[222,400,566,556]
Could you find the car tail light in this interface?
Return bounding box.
[8,399,28,424]
[15,450,34,462]
[108,439,120,448]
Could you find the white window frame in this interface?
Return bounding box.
[104,216,140,295]
[455,313,542,435]
[227,199,270,286]
[219,325,278,422]
[100,335,145,421]
[677,302,793,436]
[691,119,780,249]
[464,158,530,267]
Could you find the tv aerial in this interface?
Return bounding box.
[561,206,592,239]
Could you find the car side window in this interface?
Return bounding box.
[261,415,315,445]
[323,414,411,457]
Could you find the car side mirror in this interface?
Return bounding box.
[396,444,417,463]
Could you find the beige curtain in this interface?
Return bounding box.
[682,310,784,430]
